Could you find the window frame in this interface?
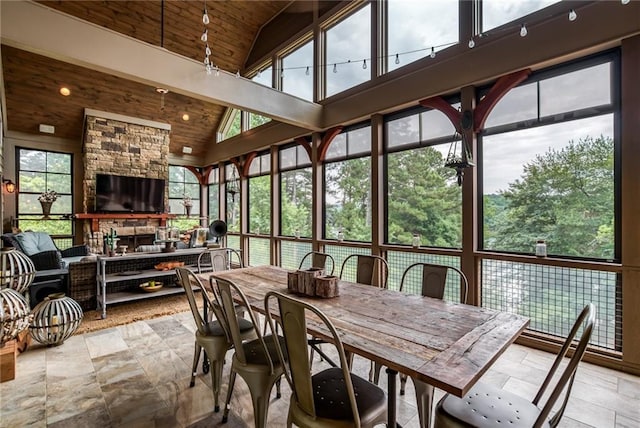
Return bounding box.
[477,49,621,262]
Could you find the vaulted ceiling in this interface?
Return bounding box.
[1,0,291,159]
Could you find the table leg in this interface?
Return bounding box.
[386,367,399,428]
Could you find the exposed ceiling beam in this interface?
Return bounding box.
[0,0,323,131]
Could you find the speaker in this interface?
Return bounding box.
[209,220,228,243]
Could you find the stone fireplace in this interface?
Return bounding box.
[80,110,171,248]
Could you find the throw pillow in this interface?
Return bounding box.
[15,232,58,256]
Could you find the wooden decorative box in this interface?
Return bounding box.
[314,275,340,298]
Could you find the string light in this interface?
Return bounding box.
[305,66,310,76]
[395,53,400,65]
[621,0,630,4]
[520,24,528,37]
[430,47,436,58]
[235,70,240,78]
[214,65,219,77]
[200,29,208,42]
[568,9,577,21]
[362,59,367,69]
[468,38,475,48]
[333,63,337,73]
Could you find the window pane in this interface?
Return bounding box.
[347,126,371,155]
[248,113,271,129]
[540,63,612,117]
[252,65,272,88]
[169,166,200,220]
[387,114,420,149]
[482,0,560,32]
[19,149,46,172]
[420,108,458,140]
[282,39,314,101]
[223,110,241,140]
[325,133,347,160]
[483,82,538,128]
[387,144,461,247]
[249,175,271,234]
[325,5,370,97]
[209,184,219,220]
[324,158,371,242]
[280,146,297,170]
[226,192,240,232]
[281,168,312,237]
[387,0,458,72]
[482,115,614,260]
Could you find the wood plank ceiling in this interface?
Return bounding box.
[1,0,290,159]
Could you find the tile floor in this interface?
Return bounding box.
[1,311,639,428]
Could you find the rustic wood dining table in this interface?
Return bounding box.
[200,265,529,428]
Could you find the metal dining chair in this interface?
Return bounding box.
[434,303,595,428]
[174,268,256,413]
[213,276,286,428]
[298,251,336,275]
[371,262,469,428]
[339,254,389,288]
[264,290,388,428]
[196,248,228,273]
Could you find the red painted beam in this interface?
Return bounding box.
[318,126,344,163]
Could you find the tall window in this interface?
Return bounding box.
[17,148,73,246]
[324,125,372,242]
[386,0,458,73]
[482,0,560,32]
[281,38,314,102]
[324,4,371,97]
[225,163,241,233]
[481,54,618,261]
[249,66,273,129]
[385,105,462,248]
[218,109,241,141]
[248,152,271,235]
[280,144,312,238]
[169,166,200,230]
[208,166,219,221]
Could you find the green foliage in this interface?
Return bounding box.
[387,147,461,247]
[281,169,312,237]
[325,158,372,242]
[486,136,614,260]
[249,113,272,129]
[249,175,271,234]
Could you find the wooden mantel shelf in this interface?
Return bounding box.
[75,213,176,232]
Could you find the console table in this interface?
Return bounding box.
[96,248,222,319]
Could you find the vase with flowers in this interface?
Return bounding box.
[38,189,58,219]
[181,194,193,217]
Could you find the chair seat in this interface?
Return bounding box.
[312,367,386,422]
[203,317,253,336]
[436,382,549,428]
[241,334,288,365]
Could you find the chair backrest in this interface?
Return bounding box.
[399,262,469,303]
[339,254,389,288]
[534,303,595,427]
[298,251,335,275]
[197,248,229,273]
[175,267,209,336]
[213,277,273,370]
[227,248,244,268]
[264,291,363,426]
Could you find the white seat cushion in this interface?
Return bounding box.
[15,232,58,256]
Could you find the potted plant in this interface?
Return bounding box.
[38,189,58,219]
[181,194,193,217]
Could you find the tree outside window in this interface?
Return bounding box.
[17,148,73,246]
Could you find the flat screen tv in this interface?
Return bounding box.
[95,174,165,213]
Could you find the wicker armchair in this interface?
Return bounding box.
[1,232,90,271]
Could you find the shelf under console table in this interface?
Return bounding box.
[96,247,210,319]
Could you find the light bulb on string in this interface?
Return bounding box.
[568,9,577,21]
[520,24,528,37]
[362,59,367,70]
[206,64,212,75]
[468,38,475,48]
[204,56,210,65]
[333,63,337,73]
[205,45,211,56]
[395,53,400,65]
[202,9,210,25]
[214,66,220,77]
[430,47,436,59]
[621,0,630,4]
[201,29,208,42]
[305,66,310,76]
[235,70,240,79]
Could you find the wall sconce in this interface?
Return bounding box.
[2,178,16,193]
